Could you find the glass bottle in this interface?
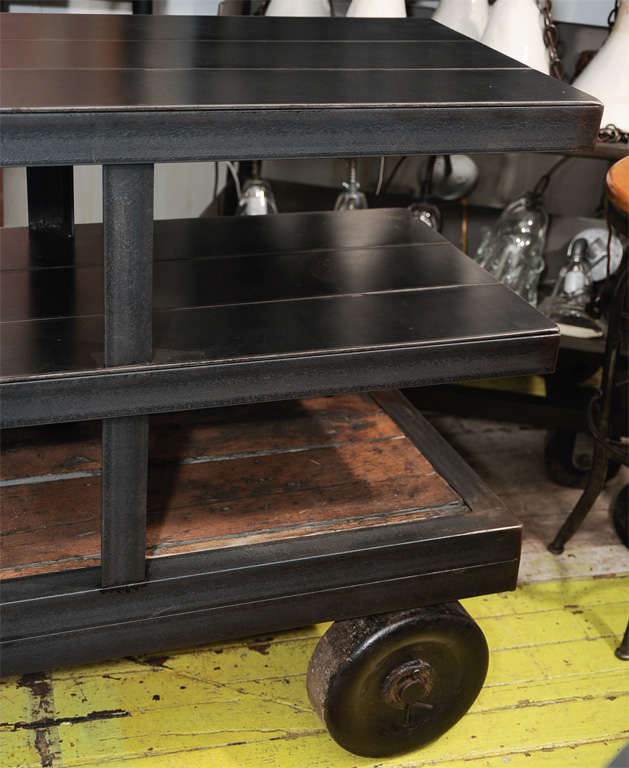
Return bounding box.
[539,238,603,337]
[335,159,368,211]
[475,193,549,305]
[236,161,278,216]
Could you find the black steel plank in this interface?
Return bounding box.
[1,512,517,638]
[0,333,558,428]
[0,209,446,271]
[1,242,498,322]
[2,39,524,71]
[1,495,518,604]
[0,282,556,379]
[0,68,595,112]
[0,15,602,164]
[0,105,602,166]
[0,14,466,42]
[0,560,518,676]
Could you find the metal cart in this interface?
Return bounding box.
[0,12,601,757]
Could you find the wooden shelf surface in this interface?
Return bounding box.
[0,390,521,675]
[0,394,463,581]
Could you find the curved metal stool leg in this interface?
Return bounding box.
[548,254,628,554]
[616,619,629,661]
[548,443,609,554]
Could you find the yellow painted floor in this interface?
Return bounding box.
[1,575,628,768]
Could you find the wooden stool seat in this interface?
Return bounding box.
[607,155,629,214]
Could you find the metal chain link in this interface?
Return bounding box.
[599,124,629,143]
[539,0,564,80]
[539,0,627,143]
[599,1,628,143]
[607,0,620,28]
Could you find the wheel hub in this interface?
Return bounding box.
[383,660,434,710]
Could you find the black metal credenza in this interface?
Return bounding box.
[0,13,602,757]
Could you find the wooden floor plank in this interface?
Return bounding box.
[2,575,628,768]
[86,737,628,768]
[2,403,628,767]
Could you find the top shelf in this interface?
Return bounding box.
[0,14,602,166]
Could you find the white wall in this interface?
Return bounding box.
[3,164,226,227]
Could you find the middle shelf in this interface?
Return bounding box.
[0,208,559,428]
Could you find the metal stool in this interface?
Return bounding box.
[548,156,629,661]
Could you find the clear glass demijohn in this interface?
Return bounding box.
[539,238,603,337]
[475,193,549,305]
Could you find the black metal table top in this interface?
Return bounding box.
[0,13,601,165]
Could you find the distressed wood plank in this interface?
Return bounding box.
[0,394,397,481]
[0,394,460,579]
[66,738,627,768]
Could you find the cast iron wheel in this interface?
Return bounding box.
[544,430,621,488]
[306,602,488,757]
[611,484,629,548]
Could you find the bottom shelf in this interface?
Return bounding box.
[0,391,520,675]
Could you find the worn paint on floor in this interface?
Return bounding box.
[1,575,628,768]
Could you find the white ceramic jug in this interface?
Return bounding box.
[346,0,406,18]
[266,0,330,16]
[573,0,629,131]
[481,0,549,74]
[432,0,488,41]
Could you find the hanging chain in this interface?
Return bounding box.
[599,1,628,143]
[540,0,564,80]
[607,0,620,28]
[599,124,629,143]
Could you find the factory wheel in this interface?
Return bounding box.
[544,430,620,488]
[306,602,488,757]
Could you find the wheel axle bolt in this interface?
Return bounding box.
[383,660,433,710]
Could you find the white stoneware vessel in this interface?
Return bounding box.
[573,0,629,131]
[346,0,406,18]
[432,0,488,41]
[481,0,549,74]
[266,0,330,16]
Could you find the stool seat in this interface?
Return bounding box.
[607,155,629,214]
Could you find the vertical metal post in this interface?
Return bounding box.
[27,166,74,240]
[132,1,153,12]
[101,164,153,587]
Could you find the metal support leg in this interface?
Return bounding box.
[547,443,609,554]
[616,618,629,661]
[548,259,628,555]
[27,166,74,240]
[102,164,153,587]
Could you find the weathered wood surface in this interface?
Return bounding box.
[0,394,462,579]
